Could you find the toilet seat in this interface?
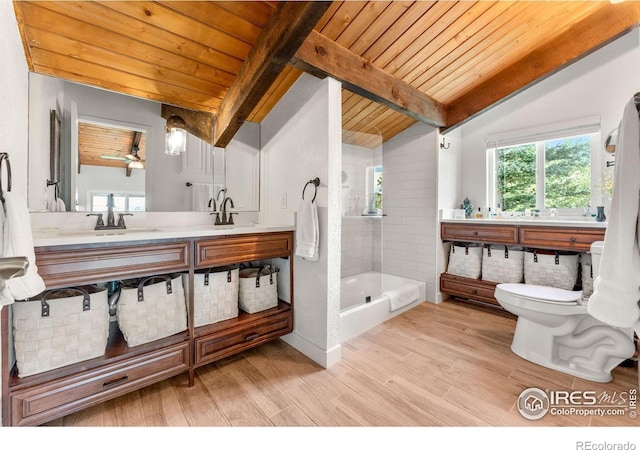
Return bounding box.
[496,283,582,305]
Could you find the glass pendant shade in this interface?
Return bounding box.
[165,115,187,155]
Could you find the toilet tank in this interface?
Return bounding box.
[590,241,604,279]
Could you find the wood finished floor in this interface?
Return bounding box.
[45,300,639,427]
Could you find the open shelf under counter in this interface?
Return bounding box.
[439,220,605,311]
[3,228,295,426]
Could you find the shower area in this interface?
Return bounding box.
[340,123,426,343]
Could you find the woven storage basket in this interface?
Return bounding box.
[117,273,187,347]
[579,252,594,299]
[238,265,278,314]
[446,243,483,279]
[12,285,109,377]
[481,245,525,283]
[183,266,239,327]
[524,249,579,290]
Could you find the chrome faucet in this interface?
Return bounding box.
[87,193,132,230]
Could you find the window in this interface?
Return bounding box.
[487,118,600,214]
[90,192,145,212]
[365,164,383,213]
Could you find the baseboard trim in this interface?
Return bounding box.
[281,332,341,368]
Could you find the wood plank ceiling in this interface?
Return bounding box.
[14,1,640,153]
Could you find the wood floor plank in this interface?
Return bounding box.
[197,362,272,427]
[384,375,492,426]
[46,301,637,428]
[171,372,230,426]
[268,404,317,426]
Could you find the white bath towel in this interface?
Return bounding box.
[588,96,640,329]
[385,284,420,312]
[45,184,58,211]
[191,183,213,212]
[55,197,66,212]
[0,192,46,305]
[295,198,319,261]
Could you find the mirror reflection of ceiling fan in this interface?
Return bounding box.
[100,131,145,170]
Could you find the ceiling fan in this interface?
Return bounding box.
[100,131,144,169]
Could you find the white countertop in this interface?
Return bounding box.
[32,224,296,247]
[440,218,607,229]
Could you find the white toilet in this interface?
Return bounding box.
[495,241,635,382]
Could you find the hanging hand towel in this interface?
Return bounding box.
[588,96,640,328]
[191,183,213,211]
[295,198,319,261]
[0,192,46,305]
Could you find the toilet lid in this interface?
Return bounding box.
[496,283,582,304]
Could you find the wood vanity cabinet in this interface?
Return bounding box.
[440,222,605,309]
[1,231,294,426]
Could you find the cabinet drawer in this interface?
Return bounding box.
[440,273,498,305]
[195,231,293,267]
[195,311,292,366]
[10,342,189,426]
[35,241,190,288]
[519,227,605,251]
[441,223,518,244]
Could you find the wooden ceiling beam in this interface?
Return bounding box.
[445,2,640,131]
[213,1,333,148]
[161,104,214,145]
[292,29,445,128]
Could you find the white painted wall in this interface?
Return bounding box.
[260,74,342,367]
[0,0,30,426]
[436,127,463,302]
[382,122,439,301]
[458,30,640,209]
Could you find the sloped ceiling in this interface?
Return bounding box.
[14,1,640,151]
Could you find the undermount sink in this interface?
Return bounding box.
[55,227,161,237]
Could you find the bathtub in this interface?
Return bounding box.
[340,271,426,342]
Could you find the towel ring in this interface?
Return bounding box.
[302,177,320,203]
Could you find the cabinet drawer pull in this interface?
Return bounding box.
[243,332,260,341]
[103,375,129,390]
[569,237,577,243]
[472,231,478,236]
[471,289,478,295]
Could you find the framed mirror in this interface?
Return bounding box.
[28,73,260,213]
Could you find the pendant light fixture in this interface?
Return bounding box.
[165,115,187,155]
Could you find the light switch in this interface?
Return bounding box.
[280,193,287,209]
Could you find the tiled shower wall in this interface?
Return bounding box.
[382,123,438,300]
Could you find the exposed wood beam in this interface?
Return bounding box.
[292,29,446,128]
[161,104,214,145]
[214,1,333,148]
[445,2,640,131]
